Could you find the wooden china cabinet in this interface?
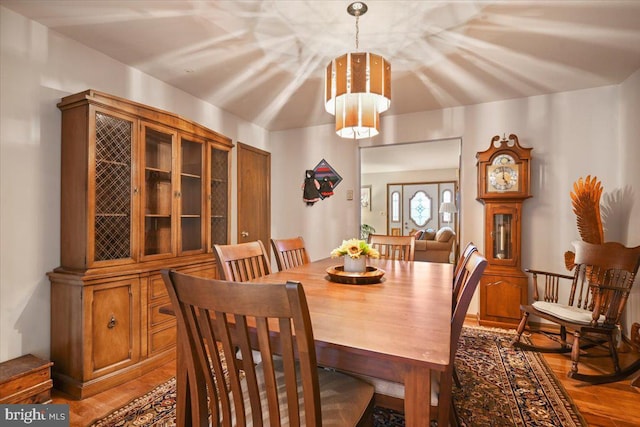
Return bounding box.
[48,90,232,399]
[476,134,532,328]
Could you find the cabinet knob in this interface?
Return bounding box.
[241,231,249,237]
[107,315,117,329]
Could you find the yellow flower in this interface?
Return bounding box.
[331,238,380,259]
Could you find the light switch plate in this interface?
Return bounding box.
[346,190,353,200]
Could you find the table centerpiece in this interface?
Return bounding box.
[330,238,380,272]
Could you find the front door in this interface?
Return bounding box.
[237,143,271,254]
[387,182,456,235]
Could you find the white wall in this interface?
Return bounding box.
[2,6,639,363]
[0,7,269,362]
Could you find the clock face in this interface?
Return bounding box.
[487,155,519,192]
[488,165,518,191]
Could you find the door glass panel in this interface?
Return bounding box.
[180,138,203,252]
[441,189,453,223]
[144,127,173,256]
[409,190,432,227]
[210,146,228,246]
[94,111,132,261]
[493,213,512,260]
[391,191,400,222]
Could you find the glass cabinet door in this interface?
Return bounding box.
[209,145,229,248]
[179,136,205,253]
[142,124,176,258]
[93,110,135,264]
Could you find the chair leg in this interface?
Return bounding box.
[570,330,581,377]
[608,334,621,374]
[453,366,461,389]
[511,311,529,345]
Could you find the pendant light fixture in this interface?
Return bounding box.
[325,2,391,139]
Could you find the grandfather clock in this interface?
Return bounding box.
[476,134,532,328]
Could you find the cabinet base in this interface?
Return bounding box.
[53,349,175,400]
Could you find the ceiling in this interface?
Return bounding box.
[2,0,640,134]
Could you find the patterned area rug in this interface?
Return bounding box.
[89,326,586,427]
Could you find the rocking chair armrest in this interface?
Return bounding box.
[525,268,576,302]
[524,269,575,280]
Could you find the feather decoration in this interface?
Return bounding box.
[564,175,605,271]
[571,175,604,244]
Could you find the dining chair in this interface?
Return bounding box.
[161,270,375,426]
[369,234,415,261]
[453,242,478,304]
[352,251,487,422]
[213,240,272,282]
[270,236,311,271]
[450,242,478,388]
[512,240,640,384]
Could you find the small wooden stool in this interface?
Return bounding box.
[0,354,53,404]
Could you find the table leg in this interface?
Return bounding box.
[437,369,453,427]
[404,366,431,427]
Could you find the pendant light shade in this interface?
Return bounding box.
[324,3,391,139]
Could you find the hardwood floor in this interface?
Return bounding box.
[52,321,640,426]
[51,360,176,427]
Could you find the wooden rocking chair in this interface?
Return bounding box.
[512,240,640,384]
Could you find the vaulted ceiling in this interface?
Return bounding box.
[3,0,640,133]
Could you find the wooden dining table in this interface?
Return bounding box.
[167,256,454,427]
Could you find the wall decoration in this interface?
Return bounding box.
[361,185,371,210]
[302,159,342,206]
[313,159,342,198]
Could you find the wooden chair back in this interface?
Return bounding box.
[570,240,640,326]
[451,252,487,358]
[270,236,311,271]
[452,242,478,305]
[162,270,375,425]
[435,251,487,411]
[213,240,271,282]
[369,234,415,261]
[161,270,322,426]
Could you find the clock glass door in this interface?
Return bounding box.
[493,213,512,260]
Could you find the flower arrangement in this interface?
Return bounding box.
[330,238,380,259]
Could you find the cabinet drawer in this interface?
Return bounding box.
[149,324,176,355]
[149,298,175,328]
[149,274,168,300]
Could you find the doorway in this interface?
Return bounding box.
[360,138,461,245]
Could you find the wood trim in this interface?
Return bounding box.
[58,89,232,147]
